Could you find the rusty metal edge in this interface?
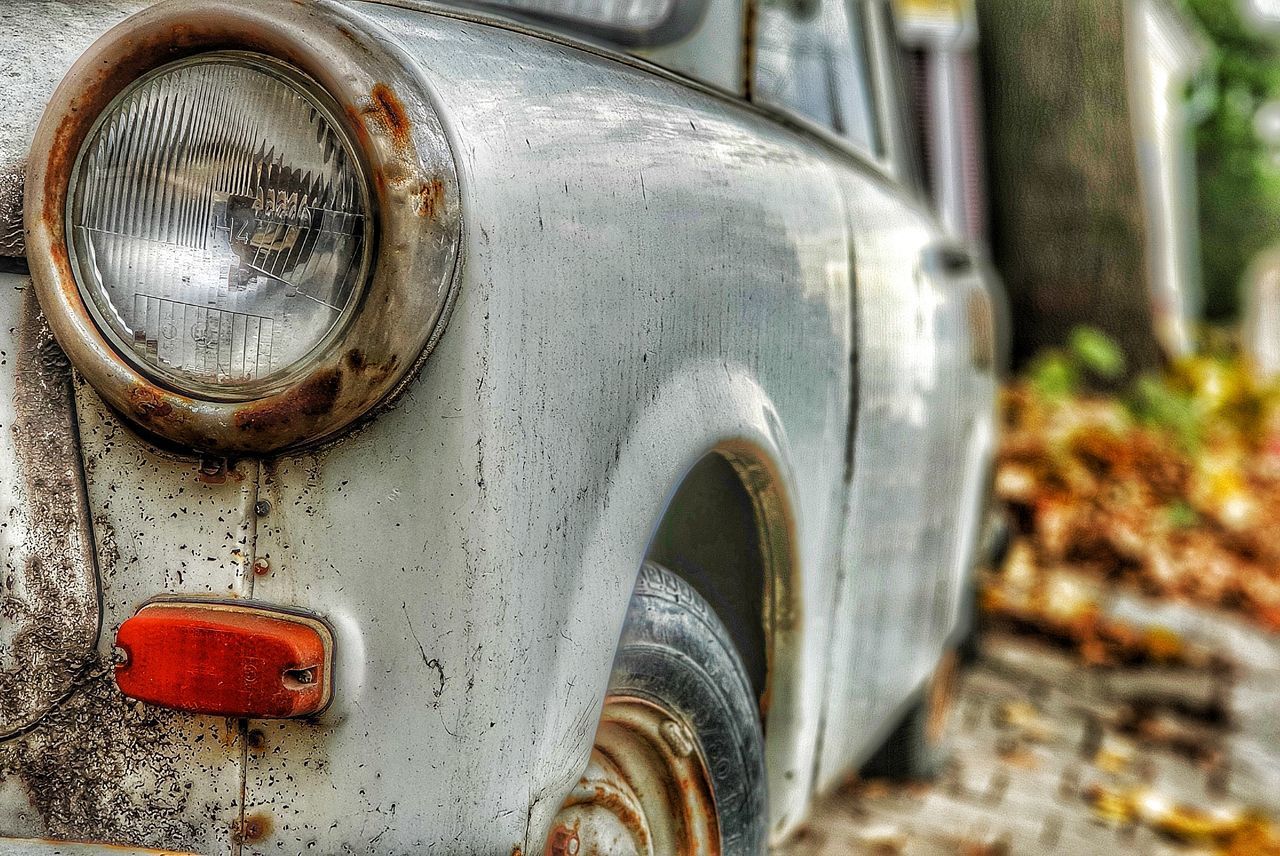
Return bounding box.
[23,0,463,456]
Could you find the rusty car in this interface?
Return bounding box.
[0,0,997,852]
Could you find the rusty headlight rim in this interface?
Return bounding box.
[65,50,380,404]
[24,0,462,455]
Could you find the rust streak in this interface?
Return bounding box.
[235,811,273,844]
[233,368,344,433]
[362,83,411,155]
[586,785,650,851]
[416,176,447,219]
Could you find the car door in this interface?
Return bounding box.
[754,0,994,786]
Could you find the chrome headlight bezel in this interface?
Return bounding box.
[25,0,462,454]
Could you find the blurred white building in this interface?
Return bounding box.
[1238,0,1280,376]
[1124,0,1208,358]
[892,0,986,244]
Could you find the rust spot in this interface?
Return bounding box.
[195,455,229,485]
[233,368,343,433]
[361,83,411,155]
[546,821,581,856]
[235,811,273,844]
[344,348,368,371]
[415,176,447,219]
[587,785,650,850]
[128,386,176,423]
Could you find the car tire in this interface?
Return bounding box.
[860,650,958,782]
[615,561,767,854]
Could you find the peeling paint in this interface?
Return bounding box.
[0,163,23,258]
[0,291,98,737]
[0,666,236,851]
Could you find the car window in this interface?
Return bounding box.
[457,0,710,47]
[754,0,881,154]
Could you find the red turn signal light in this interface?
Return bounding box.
[115,601,333,718]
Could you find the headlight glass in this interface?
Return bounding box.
[67,52,373,399]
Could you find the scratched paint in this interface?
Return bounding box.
[241,7,852,852]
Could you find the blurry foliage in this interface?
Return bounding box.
[994,327,1280,632]
[1070,326,1128,380]
[1027,326,1273,453]
[1026,325,1127,400]
[1180,0,1280,320]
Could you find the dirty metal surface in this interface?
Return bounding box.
[242,1,992,849]
[0,840,198,855]
[0,1,993,853]
[0,285,97,737]
[31,378,258,853]
[0,271,254,854]
[0,1,146,153]
[244,3,855,851]
[0,165,21,257]
[0,0,146,249]
[818,173,998,792]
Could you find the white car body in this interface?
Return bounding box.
[0,0,997,851]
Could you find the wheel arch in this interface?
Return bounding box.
[524,362,820,851]
[644,439,798,716]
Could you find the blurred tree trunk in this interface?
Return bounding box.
[976,0,1163,371]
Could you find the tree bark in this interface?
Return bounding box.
[976,0,1163,371]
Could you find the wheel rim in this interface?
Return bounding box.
[545,695,720,856]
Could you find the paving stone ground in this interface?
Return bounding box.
[779,595,1280,855]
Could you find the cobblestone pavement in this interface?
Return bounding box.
[779,594,1280,855]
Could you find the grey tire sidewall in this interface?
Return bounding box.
[607,561,768,855]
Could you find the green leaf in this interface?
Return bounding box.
[1130,375,1202,452]
[1166,500,1199,529]
[1028,351,1079,400]
[1070,327,1127,380]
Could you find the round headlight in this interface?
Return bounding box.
[27,0,461,454]
[66,52,374,400]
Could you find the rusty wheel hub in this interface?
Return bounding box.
[546,695,719,856]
